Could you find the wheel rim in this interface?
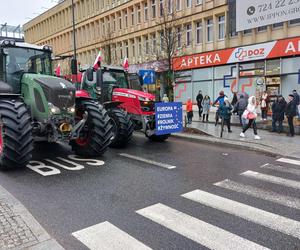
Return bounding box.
[0,124,3,154]
[75,137,88,146]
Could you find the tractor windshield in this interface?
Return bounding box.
[103,70,129,89]
[3,47,52,93]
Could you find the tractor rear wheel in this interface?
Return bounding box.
[108,108,134,148]
[0,99,33,170]
[148,134,170,142]
[70,100,113,156]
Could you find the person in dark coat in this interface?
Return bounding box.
[286,94,297,137]
[234,94,248,126]
[271,95,286,133]
[231,92,238,106]
[219,97,233,132]
[293,89,300,119]
[196,90,203,120]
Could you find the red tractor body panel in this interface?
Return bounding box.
[112,88,155,116]
[76,90,90,98]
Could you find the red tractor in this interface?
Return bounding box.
[78,65,170,147]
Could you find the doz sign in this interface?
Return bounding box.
[155,102,183,135]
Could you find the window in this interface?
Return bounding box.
[125,41,129,57]
[196,0,202,5]
[137,5,141,24]
[206,18,213,42]
[272,22,283,29]
[124,11,128,28]
[186,24,191,46]
[119,14,122,30]
[138,38,142,56]
[113,16,116,31]
[145,37,149,54]
[168,0,174,13]
[243,29,252,35]
[152,0,156,18]
[186,0,192,8]
[160,0,164,16]
[177,27,182,48]
[218,15,225,40]
[257,25,267,32]
[131,9,135,26]
[152,34,157,52]
[144,3,148,21]
[289,18,300,25]
[176,0,181,10]
[196,21,202,44]
[160,32,164,50]
[132,41,135,57]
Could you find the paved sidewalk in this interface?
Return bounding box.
[0,184,64,250]
[174,118,300,159]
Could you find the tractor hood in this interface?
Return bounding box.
[23,74,76,109]
[113,88,155,101]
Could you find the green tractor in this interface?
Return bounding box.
[0,40,113,169]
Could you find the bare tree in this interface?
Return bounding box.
[155,1,185,100]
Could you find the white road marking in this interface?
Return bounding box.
[276,158,300,166]
[45,158,84,171]
[136,203,269,250]
[119,153,176,169]
[182,189,300,239]
[214,179,300,210]
[261,163,300,176]
[26,161,61,176]
[68,155,105,166]
[241,170,300,190]
[72,221,152,250]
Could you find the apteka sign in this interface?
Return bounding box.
[173,36,300,71]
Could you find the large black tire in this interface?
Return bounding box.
[0,99,33,170]
[70,100,113,156]
[148,134,170,142]
[108,108,134,148]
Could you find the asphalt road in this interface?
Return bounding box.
[0,134,299,250]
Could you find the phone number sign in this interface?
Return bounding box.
[155,102,183,135]
[236,0,300,31]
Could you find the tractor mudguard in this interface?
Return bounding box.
[103,101,123,110]
[75,90,91,99]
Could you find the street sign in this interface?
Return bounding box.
[155,102,183,135]
[139,70,155,85]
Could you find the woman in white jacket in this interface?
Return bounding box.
[240,96,261,140]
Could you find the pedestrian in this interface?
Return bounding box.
[162,94,169,102]
[213,91,226,126]
[292,89,300,119]
[219,97,233,132]
[286,94,297,137]
[202,95,211,122]
[240,96,261,140]
[234,94,247,126]
[231,92,238,106]
[196,90,203,120]
[261,91,268,120]
[186,97,193,124]
[271,95,286,133]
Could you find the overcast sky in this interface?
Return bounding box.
[0,0,58,27]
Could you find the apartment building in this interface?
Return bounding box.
[23,0,300,101]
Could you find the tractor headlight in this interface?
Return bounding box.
[48,103,60,114]
[67,106,76,113]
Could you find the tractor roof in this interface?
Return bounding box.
[0,39,52,52]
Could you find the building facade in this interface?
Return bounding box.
[23,0,300,101]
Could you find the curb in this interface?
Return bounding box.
[0,184,64,250]
[172,133,282,157]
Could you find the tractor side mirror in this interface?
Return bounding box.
[86,68,94,82]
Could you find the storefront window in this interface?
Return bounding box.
[192,67,213,81]
[193,81,213,101]
[282,57,300,74]
[214,65,237,80]
[266,59,280,75]
[174,82,192,103]
[240,61,264,76]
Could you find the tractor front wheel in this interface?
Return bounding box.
[108,108,134,148]
[70,100,113,156]
[0,99,33,170]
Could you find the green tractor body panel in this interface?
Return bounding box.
[21,74,50,121]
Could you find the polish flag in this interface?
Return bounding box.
[122,57,129,71]
[55,64,61,77]
[93,51,102,70]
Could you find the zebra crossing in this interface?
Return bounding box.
[72,157,300,250]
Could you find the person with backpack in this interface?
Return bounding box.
[219,97,233,132]
[213,91,226,126]
[271,95,286,133]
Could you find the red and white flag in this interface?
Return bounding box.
[93,51,102,70]
[122,57,129,71]
[55,64,61,77]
